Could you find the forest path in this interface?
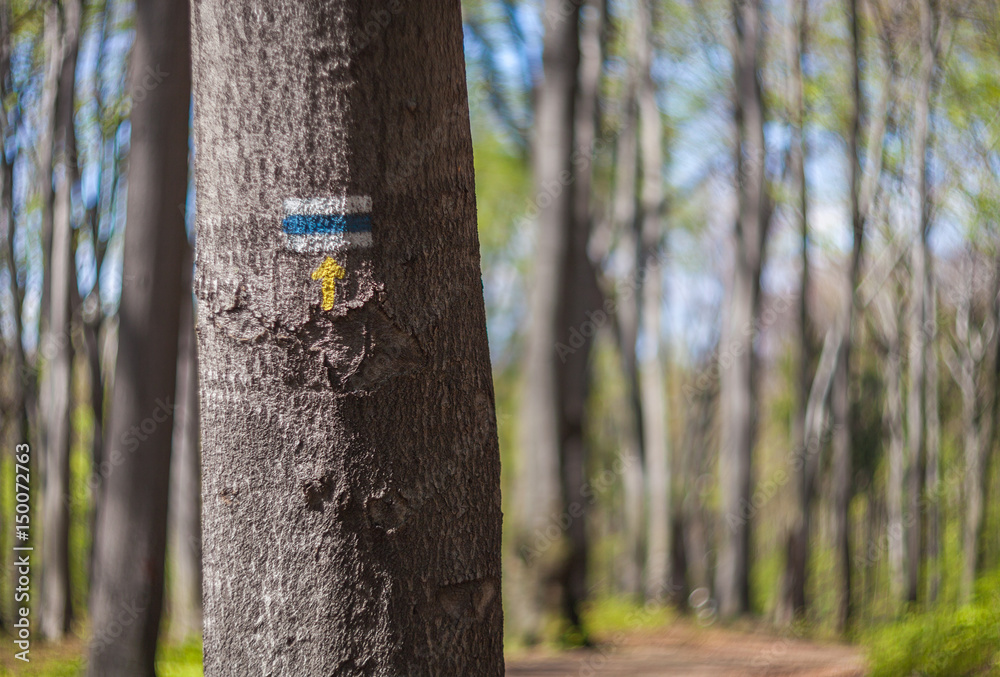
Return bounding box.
[505,623,866,677]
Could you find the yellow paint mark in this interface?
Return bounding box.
[311,256,346,311]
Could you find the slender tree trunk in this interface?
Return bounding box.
[829,0,864,633]
[82,0,113,591]
[924,277,939,602]
[905,0,935,606]
[516,0,585,641]
[556,0,603,632]
[87,0,191,671]
[168,241,202,641]
[781,0,812,621]
[716,0,769,620]
[40,0,81,639]
[635,0,671,605]
[956,272,980,603]
[36,0,60,339]
[609,15,644,601]
[191,1,504,673]
[883,287,906,604]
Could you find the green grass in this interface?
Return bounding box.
[0,639,202,677]
[156,641,203,677]
[865,572,1000,677]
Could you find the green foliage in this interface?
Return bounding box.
[582,596,674,637]
[866,572,1000,677]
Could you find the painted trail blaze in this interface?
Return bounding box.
[311,256,345,311]
[282,195,371,310]
[281,195,373,253]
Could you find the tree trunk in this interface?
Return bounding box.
[953,252,999,603]
[829,0,864,633]
[36,0,60,339]
[883,287,906,604]
[905,0,935,606]
[40,0,81,640]
[191,1,504,673]
[557,0,603,633]
[609,14,643,601]
[781,0,812,621]
[956,272,980,603]
[716,0,769,620]
[168,242,202,641]
[611,46,645,602]
[924,277,939,602]
[86,0,191,671]
[82,0,114,592]
[636,0,671,605]
[515,0,587,641]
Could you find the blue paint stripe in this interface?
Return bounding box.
[282,213,372,235]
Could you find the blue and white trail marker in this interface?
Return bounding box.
[281,195,373,253]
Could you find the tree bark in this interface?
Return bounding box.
[716,0,769,620]
[191,1,504,673]
[87,0,191,671]
[39,0,81,640]
[168,241,202,641]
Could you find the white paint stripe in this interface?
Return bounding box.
[283,232,372,253]
[283,196,372,216]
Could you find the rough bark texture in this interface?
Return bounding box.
[87,0,191,672]
[716,0,769,620]
[191,1,504,673]
[514,0,586,641]
[40,0,81,639]
[168,242,202,641]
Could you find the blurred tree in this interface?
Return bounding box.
[191,0,503,673]
[828,0,864,632]
[635,0,671,605]
[515,0,595,642]
[780,0,812,622]
[87,0,191,671]
[904,0,943,607]
[716,0,771,620]
[39,0,81,640]
[608,1,643,601]
[167,240,201,641]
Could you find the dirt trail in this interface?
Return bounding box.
[505,624,866,677]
